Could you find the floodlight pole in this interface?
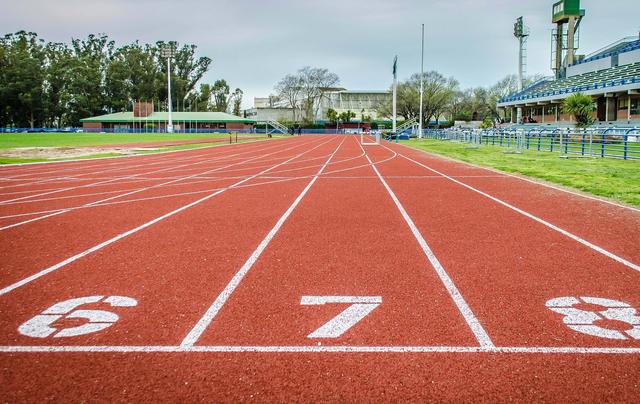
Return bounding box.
[393,56,398,143]
[419,24,424,139]
[167,55,174,133]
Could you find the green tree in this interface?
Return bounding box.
[338,110,355,122]
[211,79,230,112]
[326,108,338,123]
[0,31,47,127]
[562,93,595,128]
[231,88,243,116]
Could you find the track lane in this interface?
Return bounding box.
[396,144,640,264]
[0,136,341,346]
[0,137,323,288]
[369,142,640,348]
[190,137,480,347]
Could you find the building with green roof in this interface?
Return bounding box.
[80,103,255,132]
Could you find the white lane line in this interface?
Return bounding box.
[181,138,345,347]
[0,136,275,177]
[398,153,640,273]
[360,142,494,348]
[0,143,321,202]
[0,149,210,189]
[0,345,639,354]
[0,138,324,231]
[0,140,289,204]
[399,143,640,214]
[0,138,334,297]
[0,146,398,222]
[0,137,281,190]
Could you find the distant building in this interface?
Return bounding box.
[244,97,295,122]
[319,90,390,121]
[244,90,391,123]
[81,102,254,131]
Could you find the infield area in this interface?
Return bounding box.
[1,135,639,401]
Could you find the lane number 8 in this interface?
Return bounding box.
[546,296,640,340]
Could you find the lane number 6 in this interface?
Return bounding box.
[18,295,137,338]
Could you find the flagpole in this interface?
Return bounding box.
[393,55,398,144]
[419,23,424,139]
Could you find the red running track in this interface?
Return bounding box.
[1,135,639,401]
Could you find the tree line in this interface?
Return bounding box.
[0,31,243,128]
[374,72,545,125]
[272,66,543,126]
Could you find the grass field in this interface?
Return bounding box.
[401,138,640,207]
[0,132,276,164]
[0,132,259,149]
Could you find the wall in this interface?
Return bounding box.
[567,57,613,77]
[244,108,295,122]
[82,122,102,130]
[619,49,640,66]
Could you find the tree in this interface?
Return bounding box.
[156,41,212,111]
[0,31,47,128]
[275,67,340,122]
[326,108,338,124]
[562,93,595,127]
[0,32,218,127]
[375,71,458,126]
[274,74,303,122]
[338,110,355,122]
[231,88,243,116]
[211,79,230,112]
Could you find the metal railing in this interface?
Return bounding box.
[423,127,640,160]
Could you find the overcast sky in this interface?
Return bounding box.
[2,0,639,108]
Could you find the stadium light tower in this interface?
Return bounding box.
[551,0,585,78]
[392,56,398,143]
[513,17,529,124]
[419,24,424,139]
[161,43,177,133]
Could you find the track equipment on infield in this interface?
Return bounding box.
[361,131,381,145]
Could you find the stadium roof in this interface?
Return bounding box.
[80,111,255,123]
[498,62,640,107]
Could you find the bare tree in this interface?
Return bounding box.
[274,74,303,122]
[275,67,340,123]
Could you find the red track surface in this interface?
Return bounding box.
[1,136,639,401]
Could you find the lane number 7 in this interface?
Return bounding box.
[300,296,382,338]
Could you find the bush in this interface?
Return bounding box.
[478,118,493,129]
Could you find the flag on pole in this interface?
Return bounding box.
[392,56,398,79]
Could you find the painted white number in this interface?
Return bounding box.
[547,296,640,340]
[18,295,137,338]
[301,296,381,338]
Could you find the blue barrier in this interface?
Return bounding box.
[420,127,640,160]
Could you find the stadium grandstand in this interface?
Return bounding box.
[498,0,640,126]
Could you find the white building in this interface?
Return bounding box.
[244,90,391,123]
